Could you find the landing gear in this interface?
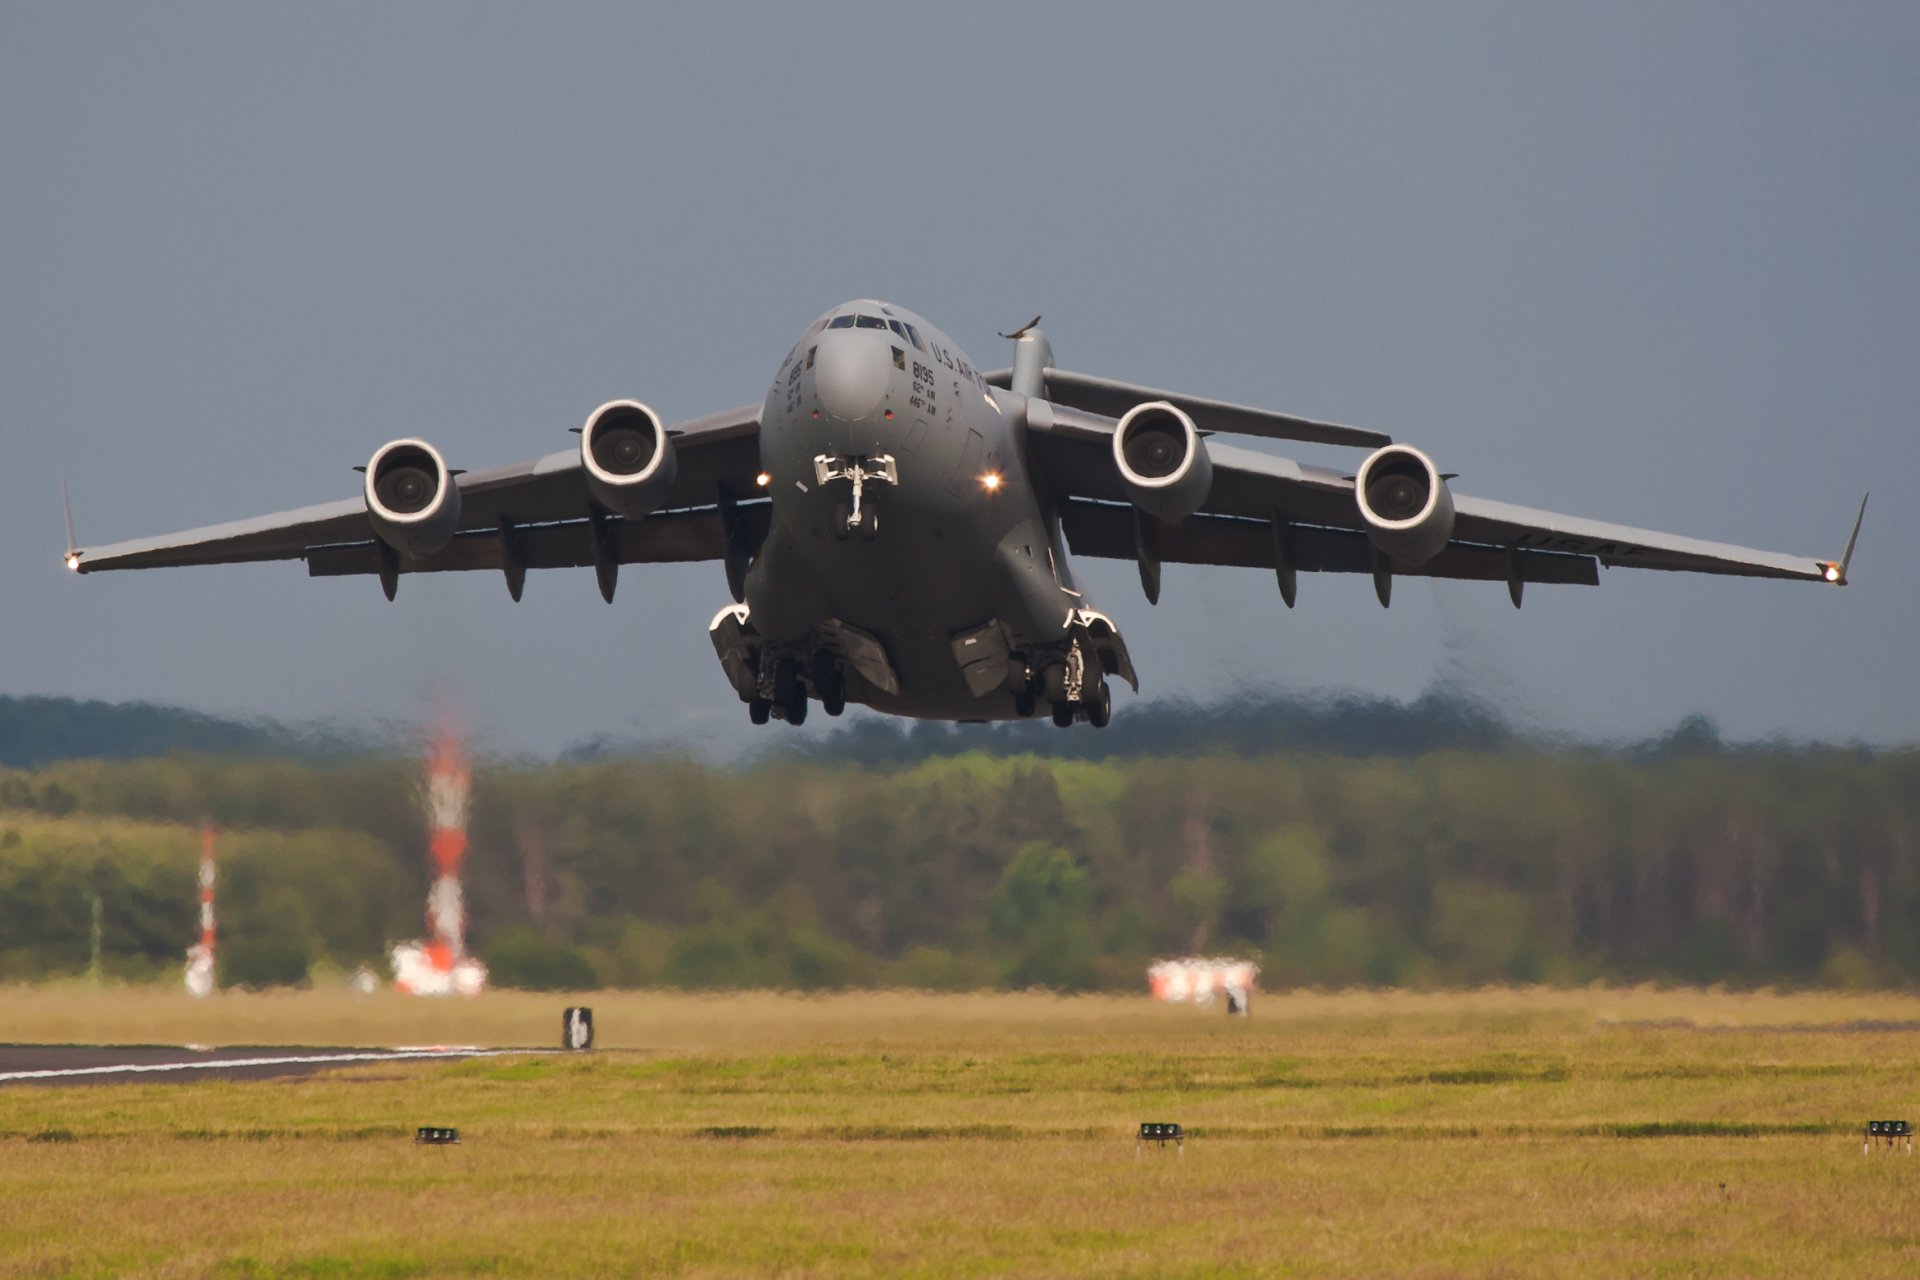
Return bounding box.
[1038,642,1111,728]
[771,658,808,725]
[748,698,771,725]
[1086,680,1112,729]
[812,652,846,717]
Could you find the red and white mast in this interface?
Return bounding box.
[391,727,488,996]
[184,823,216,997]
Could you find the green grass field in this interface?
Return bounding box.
[5,986,1920,1277]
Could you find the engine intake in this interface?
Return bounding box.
[582,399,677,519]
[364,438,461,557]
[1355,444,1455,565]
[1112,401,1212,523]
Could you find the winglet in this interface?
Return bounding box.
[1820,492,1868,585]
[61,480,81,572]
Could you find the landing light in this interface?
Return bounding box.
[979,471,1003,493]
[65,553,80,572]
[755,471,772,488]
[1823,563,1842,583]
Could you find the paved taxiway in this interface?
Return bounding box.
[0,1044,519,1085]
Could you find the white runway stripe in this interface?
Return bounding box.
[0,1047,522,1083]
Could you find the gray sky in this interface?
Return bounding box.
[4,4,1915,755]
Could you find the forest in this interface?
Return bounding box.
[0,692,1913,992]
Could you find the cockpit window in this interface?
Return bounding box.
[901,322,925,352]
[855,315,887,330]
[827,315,856,329]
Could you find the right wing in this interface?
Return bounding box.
[1025,402,1861,596]
[67,404,765,595]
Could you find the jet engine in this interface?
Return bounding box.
[581,399,677,519]
[364,438,461,558]
[1112,401,1212,523]
[1355,444,1455,565]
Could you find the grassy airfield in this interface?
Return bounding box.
[5,987,1920,1278]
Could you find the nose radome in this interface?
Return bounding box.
[813,332,890,421]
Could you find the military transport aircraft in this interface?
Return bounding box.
[66,300,1866,729]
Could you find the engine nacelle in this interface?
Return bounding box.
[1112,401,1212,523]
[364,438,461,558]
[1355,444,1455,565]
[581,399,677,519]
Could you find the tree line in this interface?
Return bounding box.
[0,733,1914,991]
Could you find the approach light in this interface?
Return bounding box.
[755,471,772,488]
[979,471,1003,493]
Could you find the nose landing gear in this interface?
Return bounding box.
[816,453,896,540]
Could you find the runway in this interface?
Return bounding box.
[0,1043,522,1085]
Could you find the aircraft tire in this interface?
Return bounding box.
[1087,682,1112,729]
[1013,689,1037,718]
[785,693,809,726]
[833,504,851,540]
[1050,701,1076,729]
[748,698,771,725]
[811,653,846,715]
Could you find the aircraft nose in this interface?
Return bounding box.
[813,332,890,421]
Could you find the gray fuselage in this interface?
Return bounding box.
[743,300,1090,719]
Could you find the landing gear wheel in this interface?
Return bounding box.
[1013,689,1037,718]
[1051,701,1076,729]
[812,653,847,716]
[748,698,771,725]
[858,505,879,540]
[772,658,806,724]
[833,503,852,541]
[1041,664,1069,705]
[1087,681,1112,729]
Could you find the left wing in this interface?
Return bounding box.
[1024,401,1861,602]
[67,404,765,599]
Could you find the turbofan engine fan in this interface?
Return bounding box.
[1354,444,1455,565]
[1112,400,1212,523]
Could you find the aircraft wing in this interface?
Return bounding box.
[1025,403,1860,597]
[989,367,1390,449]
[66,403,765,597]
